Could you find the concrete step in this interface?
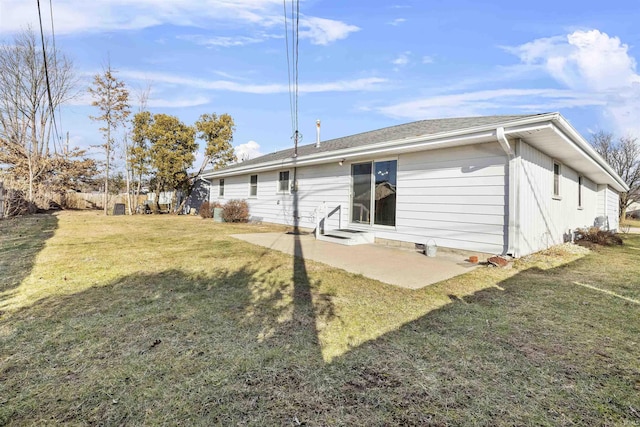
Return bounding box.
[317,229,375,246]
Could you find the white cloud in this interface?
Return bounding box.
[235,140,263,161]
[117,70,388,94]
[376,29,640,137]
[0,0,281,34]
[388,18,406,26]
[299,17,360,46]
[177,32,283,48]
[422,55,434,64]
[146,96,210,108]
[177,35,265,48]
[504,29,640,135]
[392,51,411,66]
[0,0,359,46]
[376,88,602,120]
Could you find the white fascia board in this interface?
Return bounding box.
[204,131,496,178]
[552,117,629,192]
[203,113,561,179]
[500,116,629,193]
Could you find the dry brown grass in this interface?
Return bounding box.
[1,211,639,425]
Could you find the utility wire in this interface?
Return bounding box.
[283,0,294,135]
[283,0,301,156]
[36,0,60,153]
[49,0,64,154]
[294,0,300,135]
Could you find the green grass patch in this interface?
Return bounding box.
[1,211,639,425]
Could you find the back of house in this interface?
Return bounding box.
[200,113,628,257]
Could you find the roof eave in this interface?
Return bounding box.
[203,113,559,179]
[552,116,629,192]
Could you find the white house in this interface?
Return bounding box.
[201,113,628,257]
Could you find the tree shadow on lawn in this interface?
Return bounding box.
[0,213,58,298]
[0,264,334,425]
[1,246,639,425]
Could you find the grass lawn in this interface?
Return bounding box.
[1,211,639,425]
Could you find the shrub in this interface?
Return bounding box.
[199,201,213,218]
[221,199,249,223]
[574,227,623,247]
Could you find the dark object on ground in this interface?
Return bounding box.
[575,227,623,246]
[487,256,509,267]
[113,203,125,216]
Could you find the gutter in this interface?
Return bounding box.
[496,127,519,258]
[204,113,561,179]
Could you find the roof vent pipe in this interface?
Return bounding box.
[315,119,321,148]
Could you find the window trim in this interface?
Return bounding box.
[218,178,225,198]
[552,161,562,200]
[277,170,291,194]
[249,174,258,198]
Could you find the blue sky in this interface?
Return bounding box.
[1,0,639,166]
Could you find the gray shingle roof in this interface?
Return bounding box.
[214,114,546,172]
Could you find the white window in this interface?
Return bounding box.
[249,175,258,197]
[219,179,224,197]
[278,171,290,193]
[553,162,561,198]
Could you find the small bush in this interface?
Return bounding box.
[199,202,213,218]
[575,227,623,247]
[221,199,249,223]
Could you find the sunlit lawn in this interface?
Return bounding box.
[1,211,639,425]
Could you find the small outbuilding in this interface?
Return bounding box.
[201,113,628,257]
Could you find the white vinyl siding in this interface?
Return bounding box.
[607,188,620,230]
[517,141,598,255]
[205,138,617,257]
[208,143,508,253]
[597,185,620,231]
[215,163,350,228]
[384,142,508,254]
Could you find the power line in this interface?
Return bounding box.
[283,0,301,156]
[49,0,64,154]
[283,0,294,135]
[294,0,300,136]
[36,0,61,153]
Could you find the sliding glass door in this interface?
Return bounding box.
[351,163,372,224]
[351,160,397,227]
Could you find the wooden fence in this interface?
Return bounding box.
[63,192,147,213]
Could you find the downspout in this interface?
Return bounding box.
[496,127,519,257]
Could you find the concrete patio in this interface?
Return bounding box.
[231,232,480,289]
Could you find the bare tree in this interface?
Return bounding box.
[591,130,640,219]
[89,63,130,215]
[0,28,75,203]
